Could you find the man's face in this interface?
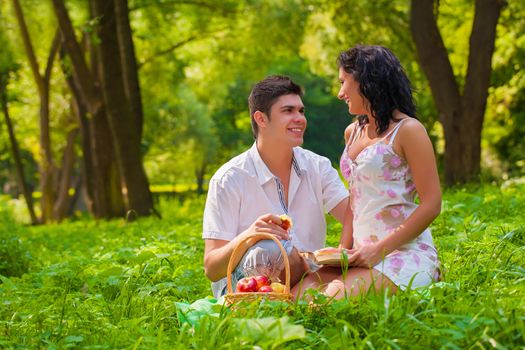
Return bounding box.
[261,94,306,148]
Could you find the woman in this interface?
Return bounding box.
[295,45,441,298]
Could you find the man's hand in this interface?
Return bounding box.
[241,213,290,241]
[204,214,290,282]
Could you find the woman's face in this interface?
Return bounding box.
[337,68,369,116]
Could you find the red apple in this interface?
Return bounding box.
[258,285,273,293]
[236,277,257,293]
[253,275,271,291]
[279,214,293,231]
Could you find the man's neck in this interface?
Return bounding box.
[256,139,293,180]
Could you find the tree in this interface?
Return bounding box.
[115,0,143,140]
[12,0,60,221]
[410,0,506,185]
[52,0,154,217]
[297,0,440,160]
[52,0,126,219]
[59,44,124,219]
[11,0,82,222]
[0,27,38,224]
[484,1,525,178]
[90,0,154,216]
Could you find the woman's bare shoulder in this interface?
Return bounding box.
[390,117,430,158]
[344,120,359,143]
[397,117,429,139]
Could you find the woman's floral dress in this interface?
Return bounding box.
[340,119,440,289]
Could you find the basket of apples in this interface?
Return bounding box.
[224,230,293,306]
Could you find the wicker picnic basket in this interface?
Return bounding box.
[224,233,293,306]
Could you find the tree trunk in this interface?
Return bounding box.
[114,0,144,139]
[0,87,38,225]
[12,0,61,222]
[59,39,125,219]
[92,0,154,217]
[66,174,83,216]
[66,67,95,215]
[410,0,505,185]
[195,160,207,195]
[461,0,505,177]
[52,126,78,221]
[51,0,102,116]
[89,108,126,218]
[53,1,126,219]
[87,6,129,218]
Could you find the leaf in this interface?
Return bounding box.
[99,266,124,278]
[233,317,306,348]
[132,250,157,264]
[175,297,224,327]
[64,335,83,343]
[0,275,17,290]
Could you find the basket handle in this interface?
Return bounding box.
[226,233,291,294]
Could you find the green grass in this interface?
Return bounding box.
[1,183,524,349]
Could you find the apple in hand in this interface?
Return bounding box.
[279,214,293,231]
[253,275,271,290]
[236,277,257,293]
[258,285,273,293]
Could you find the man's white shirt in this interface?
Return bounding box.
[203,143,349,253]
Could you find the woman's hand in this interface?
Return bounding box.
[346,243,384,268]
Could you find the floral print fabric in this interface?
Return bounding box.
[340,120,440,290]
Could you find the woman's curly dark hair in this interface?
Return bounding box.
[337,45,417,135]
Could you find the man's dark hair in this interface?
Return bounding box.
[248,75,303,138]
[337,45,417,135]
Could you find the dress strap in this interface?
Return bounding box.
[348,122,364,147]
[386,118,408,145]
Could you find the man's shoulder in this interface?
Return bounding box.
[293,147,332,170]
[294,146,327,159]
[210,149,253,184]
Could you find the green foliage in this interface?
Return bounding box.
[0,204,31,277]
[2,0,524,192]
[1,182,524,348]
[265,57,350,163]
[137,0,308,182]
[485,0,525,178]
[300,0,440,153]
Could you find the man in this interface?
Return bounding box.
[203,75,349,297]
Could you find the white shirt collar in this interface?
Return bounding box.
[248,143,304,185]
[248,143,274,185]
[291,147,304,177]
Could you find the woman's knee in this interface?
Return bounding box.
[324,268,397,299]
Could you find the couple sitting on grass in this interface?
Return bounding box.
[203,45,441,300]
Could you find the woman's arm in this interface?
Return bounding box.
[348,118,441,267]
[329,198,353,248]
[338,197,354,249]
[378,119,441,253]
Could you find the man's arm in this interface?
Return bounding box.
[204,213,290,282]
[204,238,237,282]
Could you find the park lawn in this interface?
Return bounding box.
[1,181,524,349]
